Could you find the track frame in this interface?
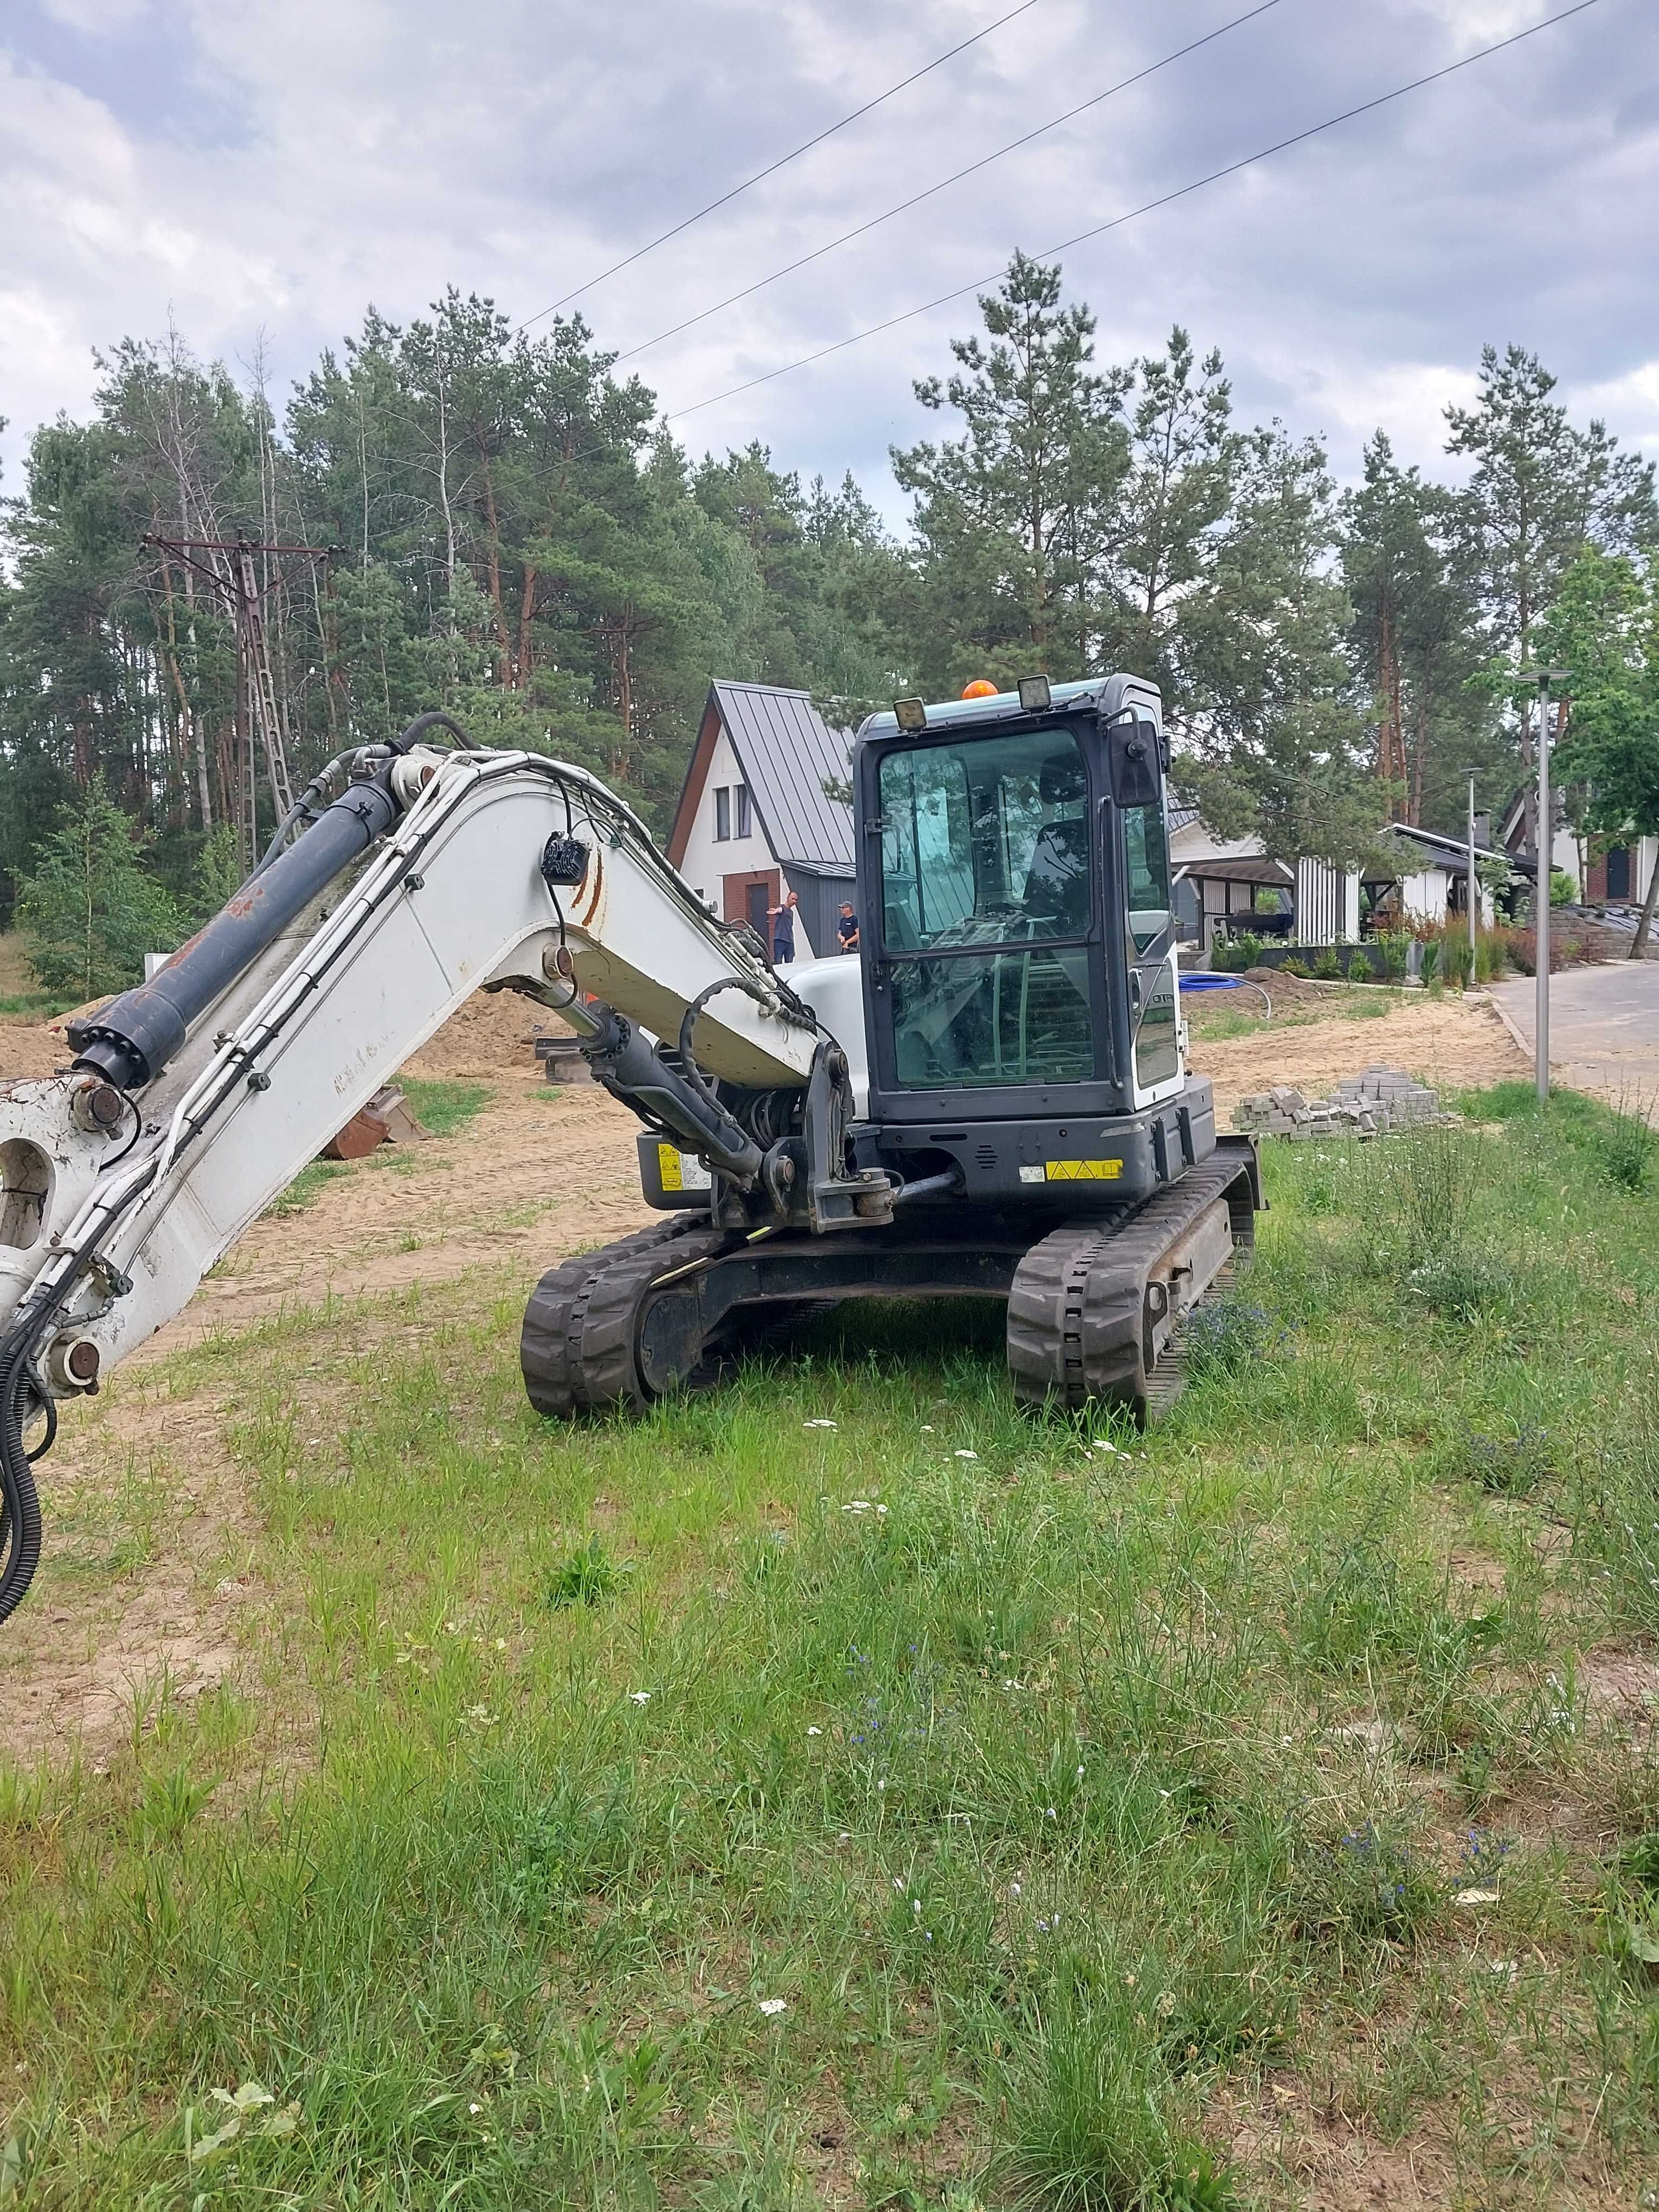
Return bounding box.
[520,1139,1259,1425]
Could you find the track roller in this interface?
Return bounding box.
[1005,1153,1256,1423]
[520,1217,739,1418]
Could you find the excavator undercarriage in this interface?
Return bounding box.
[521,1140,1258,1426]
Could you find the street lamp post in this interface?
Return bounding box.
[1535,669,1570,1105]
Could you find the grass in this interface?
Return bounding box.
[267,1078,493,1213]
[1182,985,1404,1044]
[7,1089,1659,2203]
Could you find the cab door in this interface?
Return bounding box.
[1105,708,1182,1105]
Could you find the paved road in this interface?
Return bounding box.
[1491,960,1659,1106]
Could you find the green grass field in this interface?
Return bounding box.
[5,1088,1659,2207]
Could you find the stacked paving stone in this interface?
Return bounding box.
[1231,1066,1443,1139]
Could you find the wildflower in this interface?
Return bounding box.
[803,1418,838,1430]
[806,1726,822,1737]
[1044,1806,1057,1819]
[1009,1881,1022,1897]
[954,1449,979,1461]
[921,1424,935,1431]
[628,1690,652,1706]
[757,1997,788,2017]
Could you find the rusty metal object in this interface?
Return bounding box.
[320,1083,431,1161]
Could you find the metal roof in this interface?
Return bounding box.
[709,680,856,873]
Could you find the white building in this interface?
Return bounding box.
[1169,809,1359,949]
[666,681,857,960]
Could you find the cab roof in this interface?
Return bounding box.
[855,673,1159,747]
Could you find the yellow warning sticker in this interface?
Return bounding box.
[1044,1159,1123,1181]
[657,1142,710,1193]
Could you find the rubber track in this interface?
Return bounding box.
[1005,1157,1254,1420]
[520,1216,735,1418]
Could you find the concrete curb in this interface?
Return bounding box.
[1480,989,1536,1068]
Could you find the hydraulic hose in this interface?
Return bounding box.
[0,1322,50,1626]
[677,975,792,1117]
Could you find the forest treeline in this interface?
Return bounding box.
[2,250,1656,936]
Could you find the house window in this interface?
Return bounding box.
[714,787,731,841]
[735,784,751,839]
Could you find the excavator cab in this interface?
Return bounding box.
[850,675,1211,1210]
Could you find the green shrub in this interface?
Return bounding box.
[1596,1094,1657,1192]
[16,775,185,999]
[1313,947,1342,980]
[1282,956,1310,979]
[1441,933,1475,989]
[1374,929,1411,980]
[545,1536,629,1609]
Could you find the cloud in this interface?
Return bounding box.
[1,0,1653,520]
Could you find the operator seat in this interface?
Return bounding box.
[1021,754,1090,934]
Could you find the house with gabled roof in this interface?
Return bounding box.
[666,680,858,959]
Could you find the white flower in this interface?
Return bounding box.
[628,1690,652,1706]
[920,1424,935,1431]
[1009,1881,1022,1897]
[757,1997,788,2017]
[803,1418,838,1430]
[806,1726,822,1737]
[954,1449,978,1460]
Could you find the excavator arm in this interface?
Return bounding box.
[0,732,882,1622]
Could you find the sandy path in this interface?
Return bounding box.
[1189,988,1526,1118]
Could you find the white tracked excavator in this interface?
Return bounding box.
[0,681,1259,1625]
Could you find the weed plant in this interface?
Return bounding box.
[4,1090,1659,2202]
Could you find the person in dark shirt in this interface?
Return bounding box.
[770,890,799,964]
[837,902,859,952]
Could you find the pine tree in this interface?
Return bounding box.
[1445,345,1658,843]
[1099,329,1240,698]
[1543,550,1659,953]
[892,253,1128,691]
[1341,433,1490,830]
[16,775,185,1000]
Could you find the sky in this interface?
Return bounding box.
[2,0,1656,525]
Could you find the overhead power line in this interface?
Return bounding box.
[518,0,1041,332]
[660,0,1605,426]
[613,0,1283,368]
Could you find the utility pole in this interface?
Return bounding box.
[1467,774,1478,963]
[142,535,335,867]
[1534,670,1570,1105]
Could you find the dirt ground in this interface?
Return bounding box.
[0,981,1527,1763]
[1188,976,1528,1120]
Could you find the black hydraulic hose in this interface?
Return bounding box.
[389,709,468,754]
[677,975,798,1116]
[891,1168,962,1208]
[0,1357,43,1628]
